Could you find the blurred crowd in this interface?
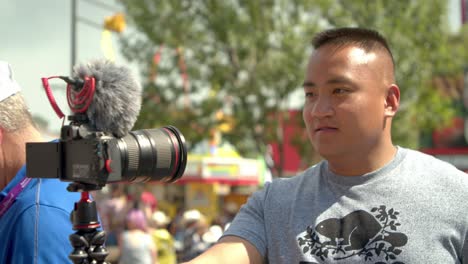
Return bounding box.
[94,184,237,264]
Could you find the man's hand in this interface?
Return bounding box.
[182,235,263,264]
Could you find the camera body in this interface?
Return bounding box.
[26,115,187,190]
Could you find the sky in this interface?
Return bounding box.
[0,0,133,134]
[0,0,463,135]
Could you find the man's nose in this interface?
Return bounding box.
[310,95,334,118]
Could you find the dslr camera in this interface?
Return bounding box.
[25,60,187,190]
[26,114,187,190]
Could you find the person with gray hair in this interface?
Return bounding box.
[0,61,82,263]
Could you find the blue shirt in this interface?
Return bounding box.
[0,165,80,263]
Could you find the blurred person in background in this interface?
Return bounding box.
[201,224,223,249]
[218,202,238,231]
[169,205,185,245]
[140,185,158,221]
[119,207,156,264]
[0,61,82,263]
[150,210,177,264]
[178,209,214,262]
[102,184,129,246]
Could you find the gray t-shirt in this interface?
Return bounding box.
[222,147,468,263]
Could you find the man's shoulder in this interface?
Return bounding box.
[403,147,466,174]
[17,178,80,212]
[266,163,322,189]
[402,147,468,190]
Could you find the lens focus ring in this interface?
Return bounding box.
[148,129,172,169]
[124,134,139,176]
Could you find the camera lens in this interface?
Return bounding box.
[114,126,187,183]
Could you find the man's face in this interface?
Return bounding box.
[302,44,394,160]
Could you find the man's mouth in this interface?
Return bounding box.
[315,127,338,132]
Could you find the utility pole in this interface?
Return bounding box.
[70,0,123,75]
[71,0,77,75]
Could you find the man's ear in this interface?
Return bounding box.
[384,84,400,117]
[0,127,3,145]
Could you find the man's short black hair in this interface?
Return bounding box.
[312,27,394,65]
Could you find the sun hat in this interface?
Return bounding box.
[0,61,21,102]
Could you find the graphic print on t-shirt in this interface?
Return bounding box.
[297,205,407,263]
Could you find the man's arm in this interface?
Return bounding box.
[186,181,272,264]
[183,235,263,264]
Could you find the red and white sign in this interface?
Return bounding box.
[423,147,468,172]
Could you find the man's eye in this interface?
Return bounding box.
[305,92,316,98]
[334,88,348,94]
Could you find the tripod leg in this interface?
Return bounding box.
[69,232,90,264]
[89,230,109,263]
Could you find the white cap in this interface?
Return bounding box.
[182,209,202,224]
[152,211,170,226]
[0,61,21,102]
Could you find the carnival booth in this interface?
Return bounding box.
[143,131,271,224]
[174,138,269,223]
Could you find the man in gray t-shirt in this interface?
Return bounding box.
[183,27,468,264]
[223,147,468,263]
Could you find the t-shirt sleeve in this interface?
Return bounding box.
[221,182,271,258]
[11,205,74,263]
[463,233,468,264]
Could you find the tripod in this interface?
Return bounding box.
[68,183,109,264]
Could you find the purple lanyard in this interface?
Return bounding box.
[0,177,31,218]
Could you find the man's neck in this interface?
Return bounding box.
[327,144,398,176]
